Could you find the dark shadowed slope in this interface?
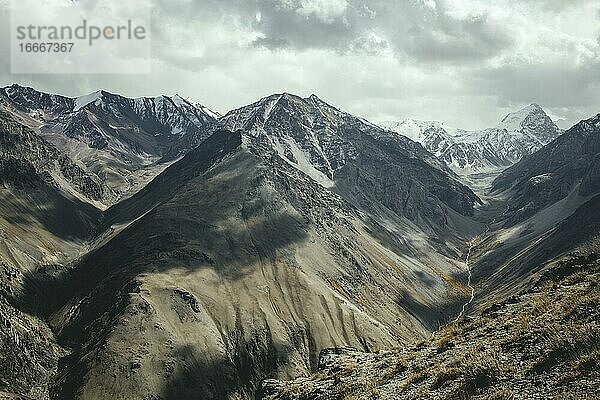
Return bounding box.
[43,125,479,400]
[492,113,600,226]
[0,104,102,400]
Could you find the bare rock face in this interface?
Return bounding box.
[0,295,66,400]
[0,107,101,400]
[492,113,600,226]
[22,77,488,397]
[0,85,219,399]
[221,93,480,227]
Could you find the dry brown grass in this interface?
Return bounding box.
[435,323,459,353]
[486,389,515,400]
[431,364,461,389]
[533,323,599,374]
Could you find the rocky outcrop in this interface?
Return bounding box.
[0,295,65,400]
[259,250,600,400]
[492,113,600,226]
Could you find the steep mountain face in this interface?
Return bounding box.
[380,104,562,180]
[491,113,600,225]
[0,107,102,304]
[0,104,102,400]
[41,127,478,400]
[471,192,600,313]
[221,93,480,231]
[63,91,218,160]
[0,85,219,206]
[0,104,104,244]
[0,90,484,400]
[220,93,445,178]
[0,84,74,117]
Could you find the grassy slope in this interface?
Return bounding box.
[261,245,600,400]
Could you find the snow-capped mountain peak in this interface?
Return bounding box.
[171,94,221,119]
[380,119,449,143]
[74,90,104,111]
[219,93,344,184]
[380,104,562,179]
[497,103,550,132]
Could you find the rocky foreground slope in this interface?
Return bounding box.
[260,247,600,400]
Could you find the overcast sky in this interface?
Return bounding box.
[0,0,599,129]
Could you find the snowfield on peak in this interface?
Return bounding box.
[74,91,103,111]
[379,104,563,187]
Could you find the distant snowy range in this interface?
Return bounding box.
[380,104,562,190]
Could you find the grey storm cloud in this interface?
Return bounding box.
[150,0,515,63]
[526,0,593,12]
[0,0,599,130]
[471,61,600,104]
[401,13,513,62]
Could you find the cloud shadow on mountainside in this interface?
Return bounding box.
[0,185,101,242]
[19,201,308,398]
[395,289,445,332]
[161,338,296,400]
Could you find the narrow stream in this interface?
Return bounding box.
[451,244,475,323]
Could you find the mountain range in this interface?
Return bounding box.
[380,104,562,188]
[0,84,597,400]
[263,110,600,400]
[0,84,219,208]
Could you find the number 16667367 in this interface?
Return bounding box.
[18,42,74,52]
